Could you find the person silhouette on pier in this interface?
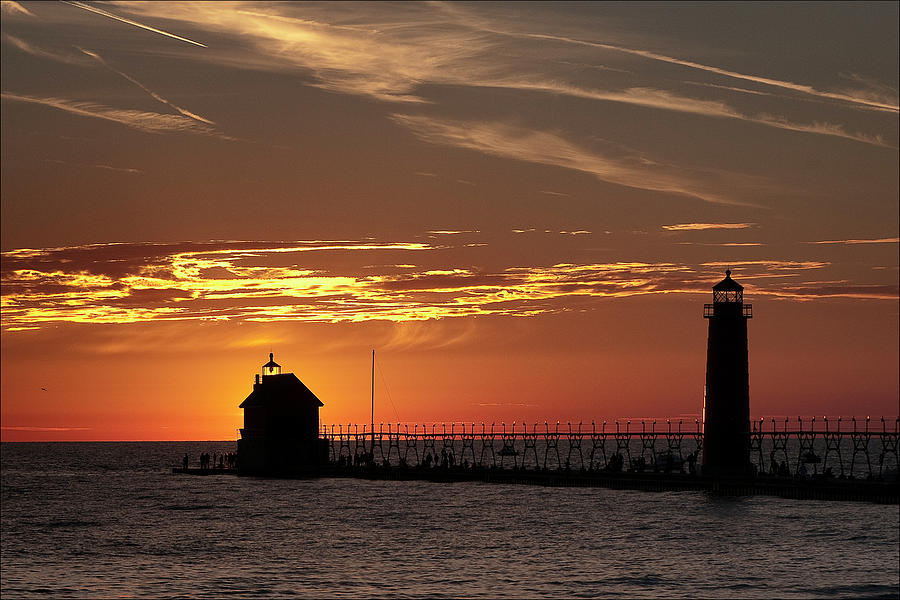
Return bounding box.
[183,454,189,470]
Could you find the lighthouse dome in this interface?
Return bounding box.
[712,270,743,292]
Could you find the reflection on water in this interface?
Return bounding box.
[2,442,898,599]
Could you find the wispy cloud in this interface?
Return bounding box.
[111,3,893,147]
[679,242,762,247]
[664,223,757,231]
[701,260,828,272]
[391,114,753,206]
[118,1,469,103]
[836,73,900,110]
[685,81,777,98]
[807,237,899,245]
[78,48,215,125]
[2,34,90,66]
[493,82,892,147]
[1,92,226,138]
[0,1,33,17]
[771,283,899,301]
[44,158,142,174]
[752,114,890,148]
[0,426,92,432]
[62,1,207,48]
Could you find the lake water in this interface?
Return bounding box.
[2,442,898,598]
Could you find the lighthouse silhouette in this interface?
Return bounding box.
[702,270,752,476]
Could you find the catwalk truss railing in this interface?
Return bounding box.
[322,417,900,480]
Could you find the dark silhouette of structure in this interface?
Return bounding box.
[702,270,752,475]
[237,353,325,474]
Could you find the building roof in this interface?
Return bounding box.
[239,372,324,408]
[712,269,743,292]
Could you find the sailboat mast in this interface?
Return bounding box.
[371,349,375,451]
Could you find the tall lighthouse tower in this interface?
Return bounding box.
[702,270,752,475]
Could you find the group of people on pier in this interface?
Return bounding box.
[326,447,864,481]
[424,448,458,469]
[331,448,699,474]
[183,451,236,470]
[334,448,472,470]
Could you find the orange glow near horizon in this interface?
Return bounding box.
[2,287,898,441]
[1,3,897,441]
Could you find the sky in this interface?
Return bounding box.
[1,1,897,441]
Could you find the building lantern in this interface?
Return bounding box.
[262,352,281,377]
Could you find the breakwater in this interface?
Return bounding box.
[173,462,899,504]
[323,464,899,504]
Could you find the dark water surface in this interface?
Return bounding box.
[2,442,898,598]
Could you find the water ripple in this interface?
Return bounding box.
[2,442,898,599]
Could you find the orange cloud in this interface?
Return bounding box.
[3,242,894,332]
[664,223,757,231]
[807,237,899,245]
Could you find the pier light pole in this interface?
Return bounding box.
[371,349,375,454]
[701,270,752,476]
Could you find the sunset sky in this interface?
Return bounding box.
[2,1,897,441]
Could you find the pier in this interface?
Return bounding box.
[176,417,899,503]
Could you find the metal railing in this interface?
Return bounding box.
[703,303,752,318]
[321,416,899,479]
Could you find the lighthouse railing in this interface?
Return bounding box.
[703,303,752,318]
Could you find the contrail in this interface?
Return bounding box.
[79,48,215,125]
[520,32,899,114]
[61,1,207,48]
[1,91,205,134]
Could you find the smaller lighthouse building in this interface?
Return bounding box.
[237,353,324,474]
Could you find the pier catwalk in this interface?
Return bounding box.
[175,417,900,504]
